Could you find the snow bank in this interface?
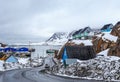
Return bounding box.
[0,61,4,71]
[18,58,29,64]
[97,49,109,56]
[47,39,68,45]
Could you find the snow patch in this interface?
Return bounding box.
[72,40,92,45]
[96,32,117,42]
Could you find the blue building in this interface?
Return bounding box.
[101,24,113,32]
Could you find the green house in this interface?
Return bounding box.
[72,27,92,40]
[73,32,89,39]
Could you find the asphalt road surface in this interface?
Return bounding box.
[0,68,105,82]
[0,57,105,82]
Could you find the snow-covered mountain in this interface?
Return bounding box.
[46,32,68,42]
[46,32,68,45]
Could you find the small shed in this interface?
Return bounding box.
[5,55,18,63]
[58,43,96,60]
[64,45,96,60]
[59,45,96,66]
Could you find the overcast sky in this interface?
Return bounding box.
[0,0,120,44]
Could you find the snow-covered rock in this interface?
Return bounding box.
[96,32,117,42]
[51,56,120,81]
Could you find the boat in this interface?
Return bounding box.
[46,49,56,54]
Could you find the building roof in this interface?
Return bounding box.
[81,27,91,33]
[5,55,18,62]
[72,29,83,36]
[72,27,92,36]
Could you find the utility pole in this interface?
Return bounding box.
[29,41,32,67]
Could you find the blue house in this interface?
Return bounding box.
[101,24,113,32]
[5,55,18,63]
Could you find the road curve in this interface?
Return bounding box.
[0,67,105,82]
[0,57,105,82]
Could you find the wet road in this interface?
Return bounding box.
[0,57,105,82]
[0,67,104,82]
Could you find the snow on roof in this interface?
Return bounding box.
[72,40,92,45]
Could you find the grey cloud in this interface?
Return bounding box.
[0,0,120,44]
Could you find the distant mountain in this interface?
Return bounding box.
[46,32,68,42]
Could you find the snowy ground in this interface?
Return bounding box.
[0,57,44,71]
